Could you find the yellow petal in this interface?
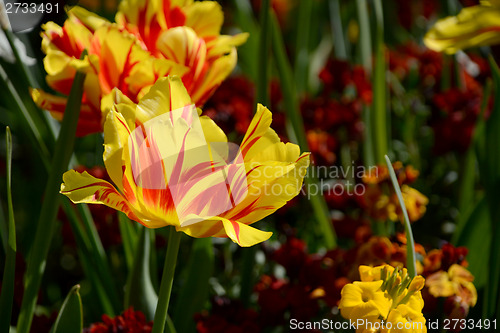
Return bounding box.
[339,281,392,320]
[68,6,109,32]
[60,170,139,222]
[184,1,223,38]
[103,110,133,193]
[135,76,193,124]
[188,48,237,105]
[424,5,500,54]
[207,33,249,58]
[240,105,281,161]
[221,218,272,247]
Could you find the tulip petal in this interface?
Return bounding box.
[103,110,133,193]
[184,1,223,38]
[223,153,309,225]
[60,170,139,223]
[240,104,282,161]
[189,48,237,105]
[220,218,272,247]
[68,6,109,32]
[135,76,193,124]
[207,33,249,59]
[31,89,102,137]
[424,5,500,54]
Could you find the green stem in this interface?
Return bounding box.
[152,227,182,333]
[372,0,388,164]
[256,0,271,107]
[385,155,417,277]
[270,12,337,248]
[16,52,87,333]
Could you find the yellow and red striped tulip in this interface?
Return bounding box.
[60,77,310,247]
[115,0,248,104]
[34,1,246,136]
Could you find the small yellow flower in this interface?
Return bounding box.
[382,304,427,333]
[339,280,392,320]
[344,265,427,332]
[424,0,500,53]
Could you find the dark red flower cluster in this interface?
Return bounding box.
[203,76,255,137]
[388,41,491,154]
[84,308,152,333]
[389,42,443,87]
[431,82,484,154]
[318,59,372,105]
[195,296,261,333]
[300,59,371,165]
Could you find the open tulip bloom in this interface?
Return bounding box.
[60,77,310,247]
[32,0,248,136]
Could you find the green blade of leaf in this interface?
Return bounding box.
[16,51,87,333]
[61,200,115,315]
[119,212,139,272]
[454,197,490,289]
[329,0,347,60]
[125,225,158,321]
[256,0,271,107]
[230,0,259,81]
[172,237,214,332]
[294,0,313,93]
[76,204,121,312]
[0,127,16,331]
[51,285,83,333]
[481,56,500,318]
[270,12,337,248]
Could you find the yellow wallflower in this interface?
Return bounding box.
[60,77,310,247]
[339,280,392,320]
[340,265,427,332]
[382,304,427,333]
[424,0,500,53]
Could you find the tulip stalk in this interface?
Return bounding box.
[152,227,182,333]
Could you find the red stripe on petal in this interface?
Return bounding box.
[230,220,240,244]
